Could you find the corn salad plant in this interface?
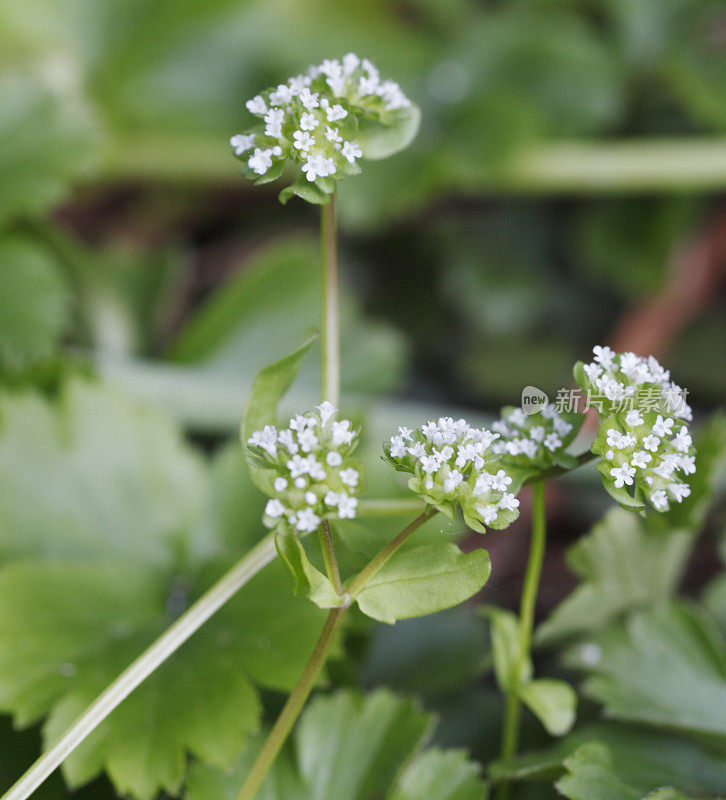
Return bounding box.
[1,52,725,800]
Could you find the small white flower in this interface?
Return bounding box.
[673,427,692,453]
[498,493,520,512]
[652,415,674,438]
[273,477,288,492]
[679,455,696,475]
[341,141,362,163]
[264,108,285,137]
[543,433,562,452]
[296,507,321,532]
[631,451,652,469]
[331,420,354,447]
[326,103,348,121]
[248,425,278,457]
[317,401,337,425]
[325,126,343,144]
[246,95,267,115]
[230,133,255,155]
[278,429,298,454]
[642,435,661,452]
[270,83,294,106]
[625,409,644,427]
[293,130,315,151]
[491,469,512,491]
[444,470,463,493]
[610,464,635,488]
[299,112,319,131]
[337,494,358,519]
[478,504,499,525]
[298,88,320,110]
[294,477,307,489]
[650,489,669,511]
[593,345,616,369]
[265,499,285,518]
[324,491,340,507]
[297,428,319,453]
[583,363,603,381]
[304,491,317,505]
[248,147,273,175]
[339,468,359,488]
[326,451,343,467]
[668,483,691,503]
[390,436,407,458]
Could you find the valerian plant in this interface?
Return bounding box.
[0,54,711,800]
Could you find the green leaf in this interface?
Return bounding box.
[387,747,487,800]
[279,179,329,205]
[0,239,69,371]
[242,331,318,442]
[537,508,692,644]
[481,606,531,691]
[0,72,102,226]
[355,543,491,625]
[275,530,344,609]
[490,720,726,795]
[186,689,487,800]
[567,603,726,742]
[356,103,421,160]
[0,380,336,799]
[0,379,208,567]
[556,742,647,800]
[517,678,576,736]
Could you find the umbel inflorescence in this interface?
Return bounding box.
[246,402,361,534]
[575,346,696,512]
[229,54,414,203]
[384,417,520,533]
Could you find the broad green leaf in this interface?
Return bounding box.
[481,606,531,691]
[0,559,333,800]
[356,104,421,160]
[242,331,318,443]
[0,239,69,371]
[536,508,692,644]
[0,379,208,567]
[387,747,487,800]
[556,743,650,800]
[355,543,491,625]
[0,72,102,227]
[0,379,336,799]
[538,414,726,644]
[567,603,726,741]
[186,689,487,800]
[490,721,726,796]
[275,530,344,609]
[279,179,329,205]
[517,678,576,737]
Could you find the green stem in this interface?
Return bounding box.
[320,191,339,409]
[236,508,436,800]
[236,606,346,800]
[1,533,278,800]
[317,520,343,595]
[497,481,547,799]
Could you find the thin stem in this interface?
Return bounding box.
[1,533,278,800]
[347,509,437,598]
[497,481,547,800]
[317,520,343,596]
[236,508,437,800]
[320,192,339,409]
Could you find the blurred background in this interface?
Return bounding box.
[1,0,726,793]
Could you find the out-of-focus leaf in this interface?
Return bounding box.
[356,104,421,160]
[0,238,68,371]
[538,414,726,644]
[170,238,408,397]
[0,72,101,226]
[0,380,335,799]
[567,603,726,741]
[361,606,489,698]
[0,379,208,567]
[355,543,491,624]
[517,679,577,737]
[242,332,317,442]
[481,606,531,692]
[186,689,487,800]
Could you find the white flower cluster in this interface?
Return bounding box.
[595,409,695,512]
[577,346,692,421]
[491,404,579,467]
[246,402,361,534]
[384,417,520,533]
[229,54,411,193]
